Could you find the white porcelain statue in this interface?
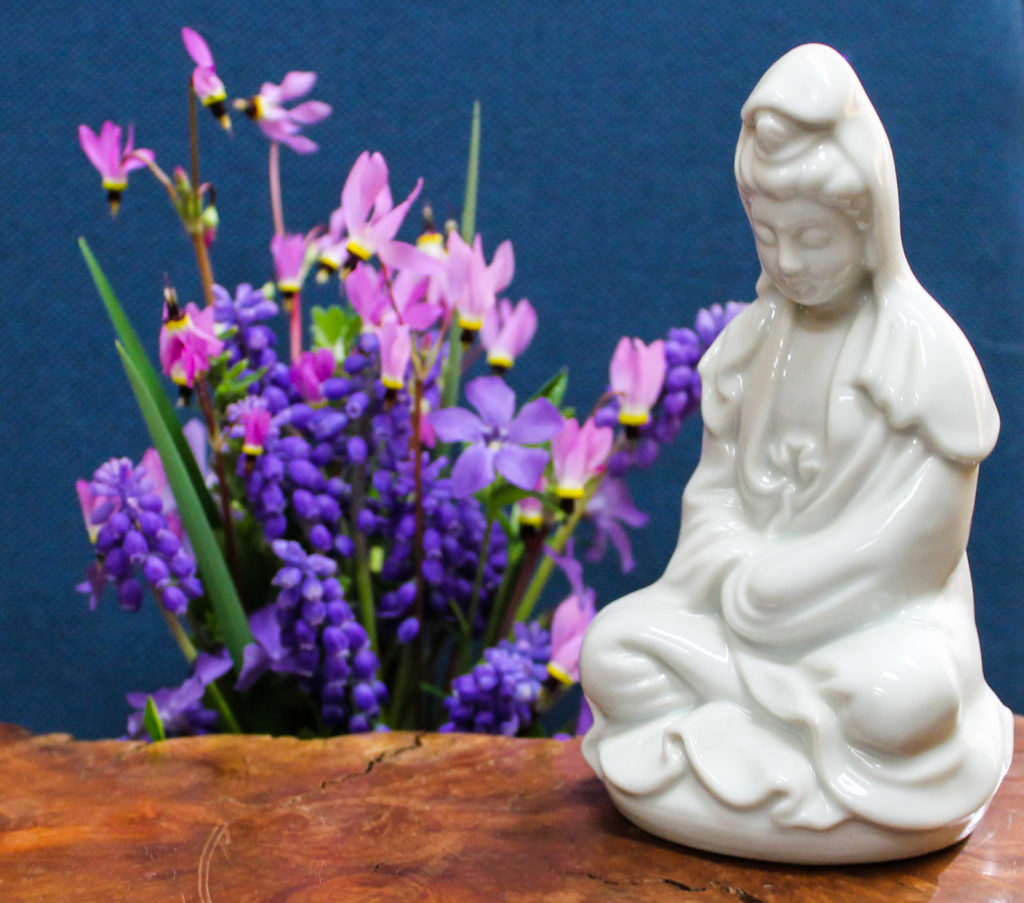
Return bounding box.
[579,43,1013,864]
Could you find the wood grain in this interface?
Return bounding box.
[0,719,1020,902]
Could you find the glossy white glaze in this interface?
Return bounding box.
[579,43,1013,865]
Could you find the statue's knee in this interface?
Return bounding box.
[823,653,960,757]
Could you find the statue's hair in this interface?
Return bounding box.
[735,111,871,229]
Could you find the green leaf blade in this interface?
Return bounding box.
[116,341,253,671]
[460,100,481,243]
[79,238,220,527]
[143,696,166,742]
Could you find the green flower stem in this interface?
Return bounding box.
[460,101,481,243]
[349,461,379,658]
[439,101,480,411]
[483,537,526,648]
[510,480,601,630]
[410,375,427,726]
[441,328,463,411]
[158,602,242,734]
[458,514,495,672]
[160,602,199,662]
[195,378,240,588]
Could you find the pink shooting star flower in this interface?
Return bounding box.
[515,477,547,535]
[344,264,441,333]
[609,337,666,435]
[379,313,412,396]
[544,540,597,686]
[315,205,348,282]
[227,396,274,473]
[551,417,614,506]
[181,27,231,131]
[451,233,514,342]
[290,348,336,405]
[336,151,441,276]
[159,296,224,393]
[271,231,318,307]
[78,122,155,215]
[390,267,442,331]
[235,72,331,154]
[415,205,446,259]
[480,298,537,372]
[344,263,390,328]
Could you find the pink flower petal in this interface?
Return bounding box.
[181,27,214,66]
[277,71,317,101]
[287,100,332,125]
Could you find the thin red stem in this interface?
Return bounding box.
[289,292,302,364]
[269,141,285,237]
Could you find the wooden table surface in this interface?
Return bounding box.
[0,719,1020,902]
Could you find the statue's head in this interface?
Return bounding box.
[735,45,908,302]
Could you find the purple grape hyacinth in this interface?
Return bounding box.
[76,454,203,615]
[440,622,552,735]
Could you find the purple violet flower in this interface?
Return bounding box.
[125,649,232,740]
[585,477,648,573]
[429,376,563,497]
[235,605,311,690]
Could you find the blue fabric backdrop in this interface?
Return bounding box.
[1,0,1021,738]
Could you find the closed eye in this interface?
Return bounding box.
[751,223,776,246]
[797,227,832,248]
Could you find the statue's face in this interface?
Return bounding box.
[748,195,867,310]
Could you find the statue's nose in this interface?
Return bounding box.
[777,239,805,276]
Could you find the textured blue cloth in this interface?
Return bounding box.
[2,0,1021,737]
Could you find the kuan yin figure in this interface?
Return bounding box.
[579,44,1013,864]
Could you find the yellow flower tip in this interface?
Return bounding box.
[242,443,264,457]
[217,113,232,133]
[618,410,650,427]
[554,485,585,500]
[381,375,404,391]
[234,96,262,120]
[164,313,193,334]
[547,662,575,686]
[487,352,513,371]
[417,232,443,249]
[202,90,228,108]
[345,239,372,261]
[457,315,483,332]
[518,510,544,528]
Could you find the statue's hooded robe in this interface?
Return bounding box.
[580,44,1011,848]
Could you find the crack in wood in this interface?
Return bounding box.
[363,735,424,775]
[579,871,768,902]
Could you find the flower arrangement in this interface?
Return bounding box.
[75,27,744,741]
